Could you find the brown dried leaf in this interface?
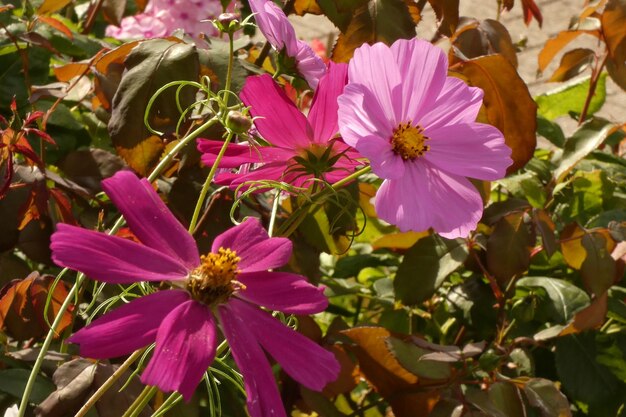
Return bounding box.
[602,0,626,90]
[559,291,608,336]
[548,48,595,82]
[538,30,599,73]
[102,0,127,26]
[294,0,323,15]
[450,18,518,68]
[451,55,537,174]
[427,0,459,35]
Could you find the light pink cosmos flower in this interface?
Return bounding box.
[248,0,326,88]
[106,0,229,40]
[197,62,361,190]
[337,39,512,238]
[50,171,339,413]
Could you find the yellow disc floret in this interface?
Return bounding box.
[391,122,430,160]
[186,248,243,306]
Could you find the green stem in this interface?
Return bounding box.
[267,188,281,238]
[223,32,234,105]
[17,116,219,417]
[75,349,145,417]
[276,165,371,237]
[122,386,158,417]
[189,131,235,232]
[150,393,182,417]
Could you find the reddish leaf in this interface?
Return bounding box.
[102,0,127,26]
[37,16,73,39]
[427,0,460,35]
[54,63,91,82]
[602,0,626,90]
[451,55,537,173]
[548,48,595,82]
[561,224,617,296]
[538,30,600,73]
[486,211,536,285]
[521,0,542,27]
[37,0,72,15]
[559,291,608,336]
[92,41,140,111]
[0,272,72,341]
[450,19,518,68]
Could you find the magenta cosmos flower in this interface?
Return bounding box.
[197,62,360,190]
[249,0,326,88]
[337,39,512,238]
[50,171,339,413]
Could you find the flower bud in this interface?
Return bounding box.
[216,13,241,33]
[226,111,252,134]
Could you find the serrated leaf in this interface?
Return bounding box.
[523,378,572,417]
[554,117,615,181]
[451,55,537,173]
[536,73,607,121]
[394,234,468,305]
[386,337,452,380]
[516,277,590,323]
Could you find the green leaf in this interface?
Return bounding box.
[537,115,566,147]
[0,368,55,404]
[554,117,615,181]
[108,38,200,176]
[556,333,621,405]
[523,378,572,417]
[334,253,394,279]
[516,277,590,323]
[535,72,607,121]
[394,234,468,305]
[385,337,452,380]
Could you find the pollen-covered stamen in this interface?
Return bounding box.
[391,122,430,160]
[186,247,243,306]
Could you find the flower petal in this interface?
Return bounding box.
[337,83,394,148]
[197,139,292,168]
[348,42,402,125]
[357,135,404,179]
[51,224,189,283]
[141,300,217,402]
[375,162,483,238]
[390,38,448,121]
[218,303,287,417]
[419,76,484,130]
[294,40,327,90]
[240,75,311,149]
[211,218,292,272]
[101,171,199,270]
[228,299,340,391]
[307,62,348,144]
[249,0,297,52]
[424,123,512,180]
[68,290,190,359]
[236,271,327,314]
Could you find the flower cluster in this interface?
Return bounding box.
[106,0,232,40]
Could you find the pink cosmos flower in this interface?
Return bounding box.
[50,171,339,413]
[337,39,512,238]
[248,0,326,88]
[197,62,361,190]
[106,0,230,40]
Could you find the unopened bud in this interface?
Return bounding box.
[226,111,252,134]
[216,13,241,33]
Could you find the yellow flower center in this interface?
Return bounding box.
[391,122,430,160]
[186,248,243,306]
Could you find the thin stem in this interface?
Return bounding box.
[578,51,608,125]
[18,116,219,417]
[189,131,235,232]
[254,42,271,67]
[268,188,281,237]
[75,349,145,417]
[150,393,182,417]
[122,386,158,417]
[223,32,235,105]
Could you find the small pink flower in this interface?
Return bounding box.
[248,0,326,88]
[337,39,512,238]
[50,171,339,413]
[197,62,361,190]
